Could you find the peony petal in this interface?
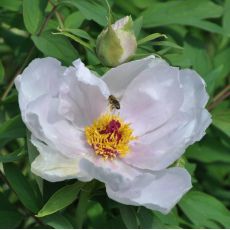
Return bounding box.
[24,95,91,158]
[79,156,139,192]
[31,136,93,182]
[120,58,183,136]
[123,68,211,170]
[179,69,209,111]
[102,55,155,97]
[106,167,191,214]
[80,156,191,214]
[15,57,65,114]
[58,59,110,128]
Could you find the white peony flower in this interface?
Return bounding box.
[15,55,211,214]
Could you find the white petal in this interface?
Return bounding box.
[123,69,211,170]
[58,59,110,127]
[31,137,93,182]
[15,57,65,113]
[106,167,191,214]
[120,58,183,135]
[179,69,209,111]
[80,156,191,214]
[25,95,90,158]
[102,55,155,97]
[79,156,139,191]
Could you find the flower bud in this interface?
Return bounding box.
[96,16,137,67]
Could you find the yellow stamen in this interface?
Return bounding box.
[85,113,136,160]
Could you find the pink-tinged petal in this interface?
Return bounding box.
[79,156,139,191]
[179,69,209,111]
[102,55,155,97]
[123,68,211,170]
[25,95,90,158]
[31,136,92,182]
[106,167,191,214]
[15,58,110,158]
[58,59,110,128]
[120,58,183,136]
[80,156,191,214]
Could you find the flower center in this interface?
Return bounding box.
[85,113,136,160]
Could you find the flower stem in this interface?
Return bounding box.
[75,181,95,228]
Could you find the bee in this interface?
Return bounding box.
[108,95,120,110]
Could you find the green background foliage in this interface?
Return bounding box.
[0,0,229,228]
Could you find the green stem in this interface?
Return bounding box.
[75,182,95,228]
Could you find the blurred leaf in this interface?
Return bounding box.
[0,61,5,84]
[0,147,25,163]
[27,130,43,194]
[205,66,223,97]
[87,201,105,228]
[212,109,230,137]
[0,210,23,228]
[186,20,223,34]
[186,139,230,163]
[0,0,22,11]
[183,37,212,77]
[37,182,82,217]
[3,163,42,213]
[142,0,223,28]
[214,47,230,87]
[23,0,47,34]
[179,191,230,228]
[120,206,138,229]
[42,213,74,229]
[154,41,183,50]
[0,115,26,147]
[223,0,230,36]
[61,0,107,26]
[137,207,154,228]
[32,31,79,65]
[133,16,143,38]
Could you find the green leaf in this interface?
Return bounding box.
[0,115,26,147]
[23,0,47,34]
[37,182,83,217]
[138,33,167,45]
[0,147,25,163]
[0,210,23,228]
[223,0,230,36]
[3,163,42,213]
[137,207,154,229]
[179,191,230,228]
[32,31,79,65]
[42,213,74,229]
[61,28,94,43]
[142,0,223,28]
[186,141,230,163]
[212,109,230,137]
[205,66,223,97]
[183,38,212,77]
[64,11,85,29]
[61,0,107,26]
[0,0,22,11]
[133,16,143,38]
[120,206,138,229]
[27,130,43,194]
[54,31,94,51]
[0,61,5,84]
[154,41,183,50]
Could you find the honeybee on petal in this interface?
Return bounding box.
[108,95,120,111]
